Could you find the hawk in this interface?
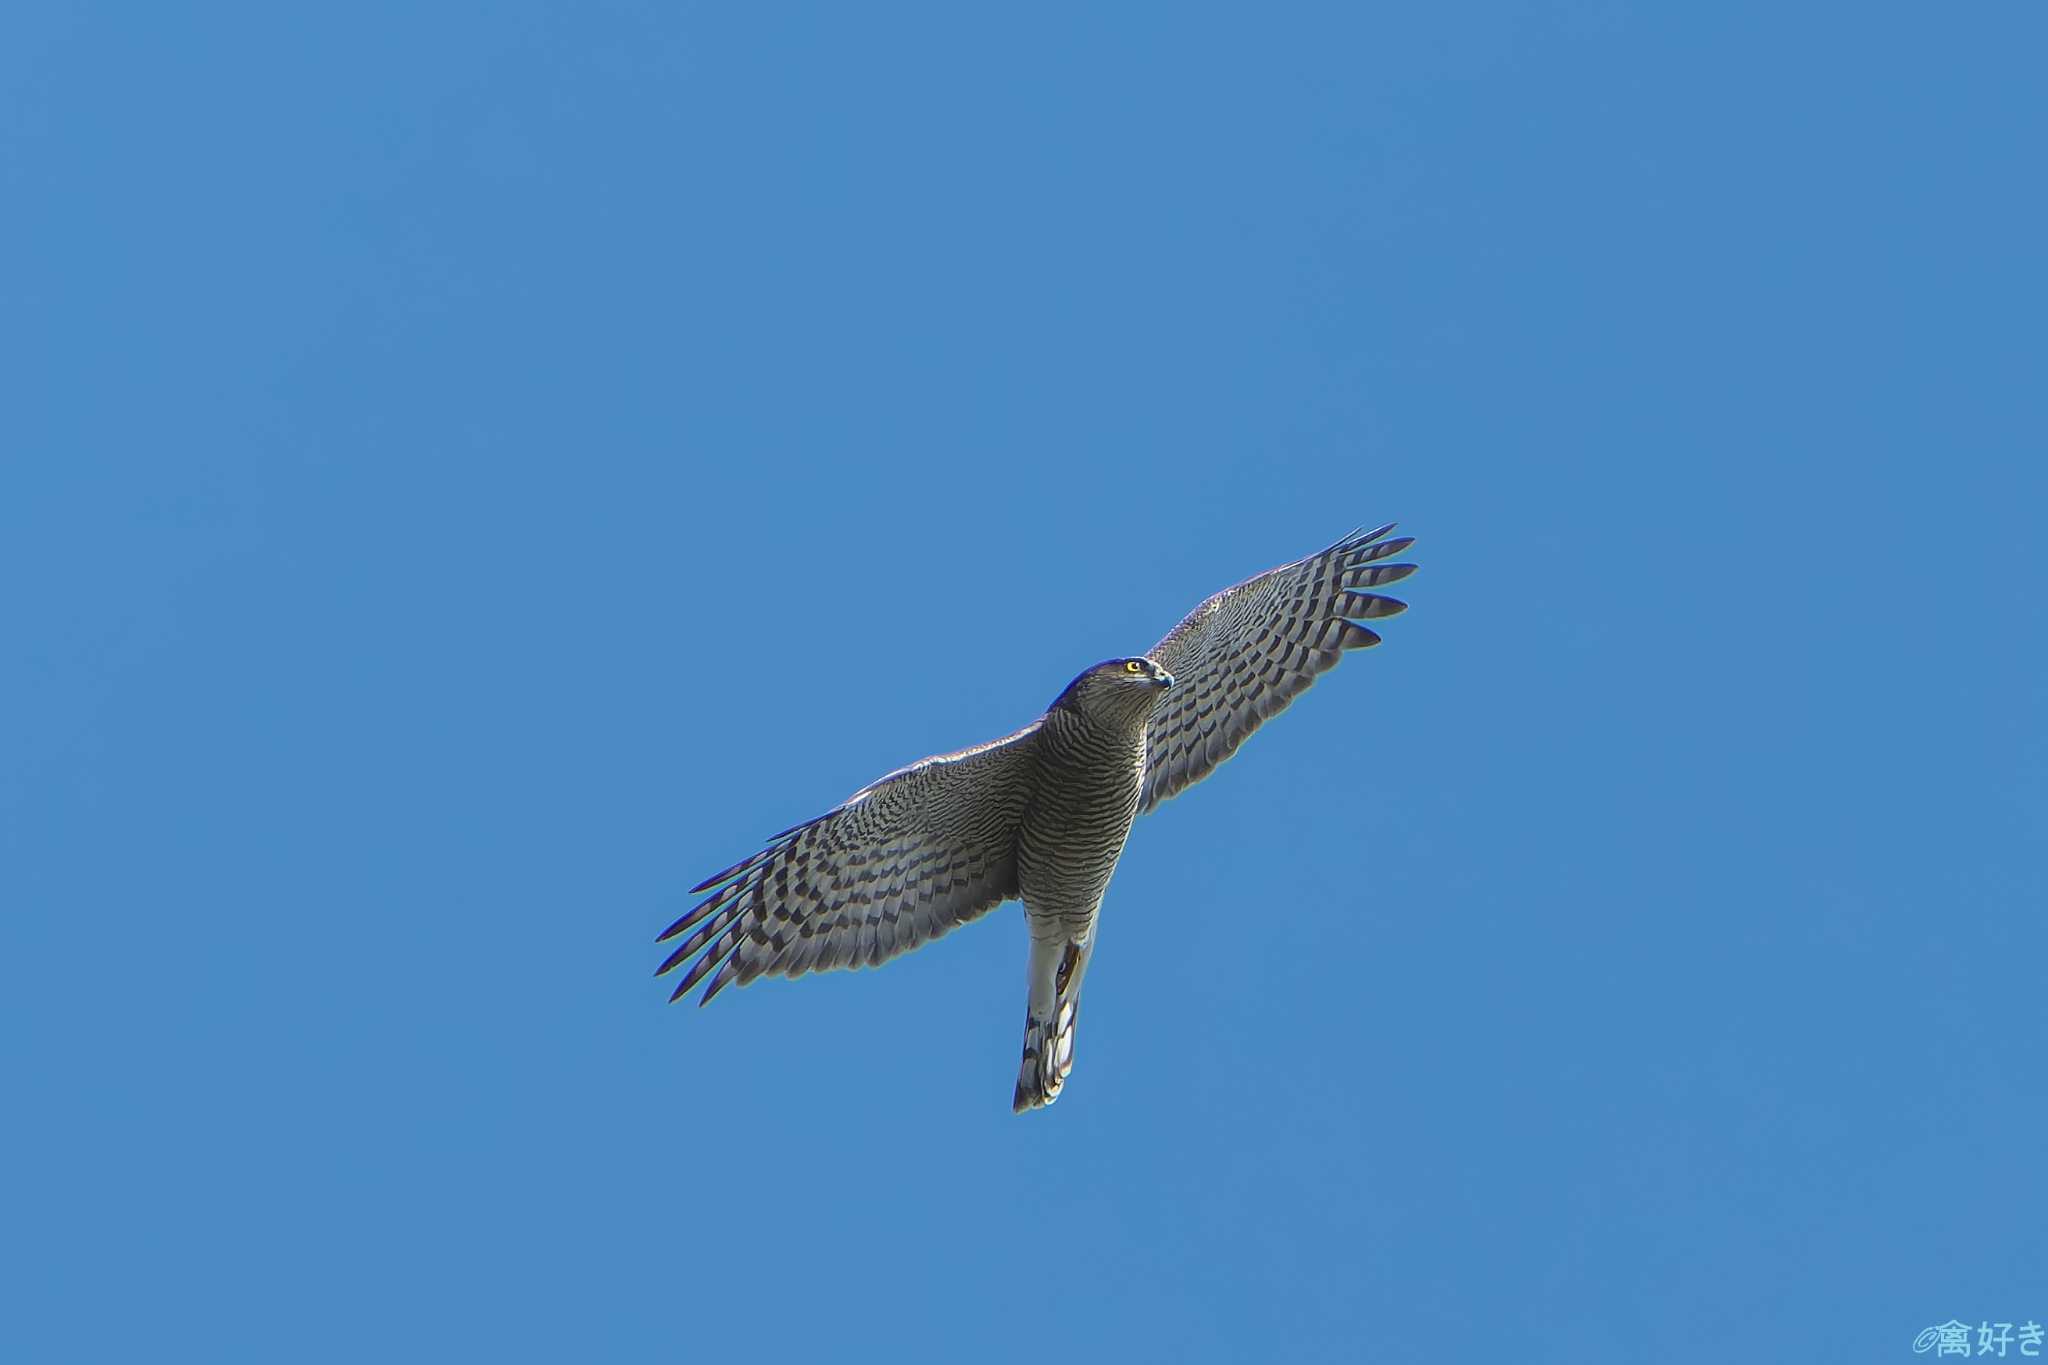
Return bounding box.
[657,525,1417,1110]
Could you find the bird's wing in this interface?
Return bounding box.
[656,723,1040,1005]
[1138,523,1416,813]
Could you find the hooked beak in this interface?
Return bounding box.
[1153,667,1176,689]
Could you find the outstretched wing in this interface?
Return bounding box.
[656,723,1041,1005]
[1138,523,1416,813]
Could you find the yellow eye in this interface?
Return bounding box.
[1124,660,1144,674]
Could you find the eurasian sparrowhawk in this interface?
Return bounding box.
[656,525,1417,1110]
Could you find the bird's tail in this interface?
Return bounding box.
[1013,935,1091,1113]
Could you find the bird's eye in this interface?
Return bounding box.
[1124,660,1144,674]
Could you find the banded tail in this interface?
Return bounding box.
[1014,936,1092,1112]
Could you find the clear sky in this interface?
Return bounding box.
[6,4,2044,1362]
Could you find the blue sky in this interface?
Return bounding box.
[5,3,2043,1361]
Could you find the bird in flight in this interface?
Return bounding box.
[657,524,1417,1111]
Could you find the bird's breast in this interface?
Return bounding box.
[1015,722,1147,916]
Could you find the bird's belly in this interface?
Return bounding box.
[1015,774,1142,926]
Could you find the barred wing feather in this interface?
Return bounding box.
[1138,524,1416,813]
[655,724,1040,1005]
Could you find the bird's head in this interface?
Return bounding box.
[1051,656,1176,723]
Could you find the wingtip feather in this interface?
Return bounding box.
[699,957,743,1006]
[1339,591,1409,620]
